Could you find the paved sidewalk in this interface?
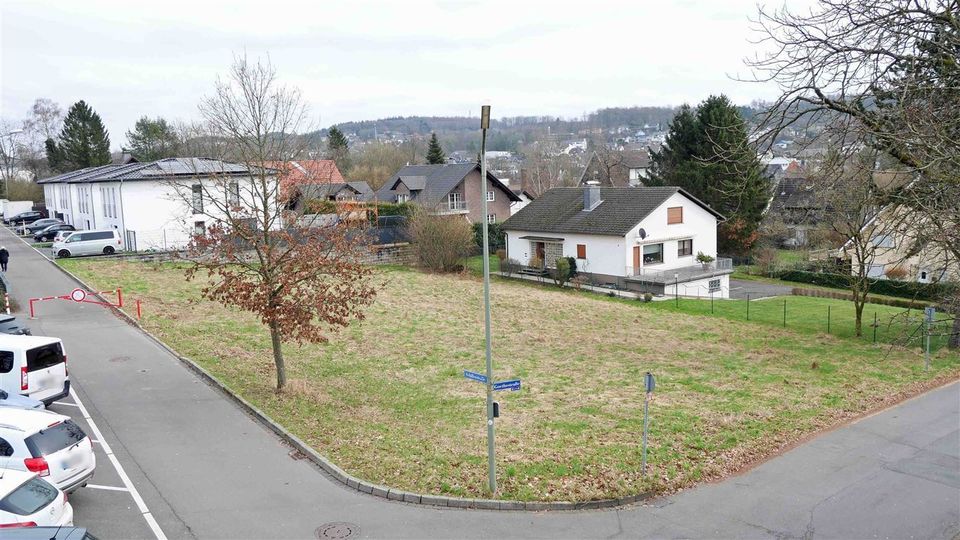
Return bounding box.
[3,226,958,539]
[729,278,794,299]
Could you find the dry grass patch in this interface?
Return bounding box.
[60,259,960,502]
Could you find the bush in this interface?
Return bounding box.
[753,247,778,276]
[502,258,522,276]
[407,211,475,272]
[472,222,505,251]
[495,248,506,261]
[565,256,578,277]
[553,257,573,287]
[776,269,957,301]
[885,266,908,280]
[377,202,415,217]
[643,292,653,302]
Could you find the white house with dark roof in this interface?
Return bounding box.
[37,157,277,252]
[502,185,733,297]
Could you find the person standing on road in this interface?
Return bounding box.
[0,246,9,272]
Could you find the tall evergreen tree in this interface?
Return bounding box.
[327,126,350,173]
[125,116,180,161]
[44,138,64,172]
[56,100,111,171]
[426,133,445,164]
[648,95,767,254]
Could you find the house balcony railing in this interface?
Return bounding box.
[625,257,733,284]
[436,201,468,214]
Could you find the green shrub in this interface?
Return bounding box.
[643,292,653,302]
[553,257,573,287]
[472,222,505,251]
[377,202,415,217]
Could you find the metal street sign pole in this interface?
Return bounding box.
[925,307,935,371]
[642,372,655,475]
[480,104,496,494]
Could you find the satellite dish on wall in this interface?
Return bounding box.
[638,228,647,239]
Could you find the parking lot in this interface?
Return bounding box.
[48,390,164,539]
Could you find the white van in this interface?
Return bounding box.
[0,336,70,406]
[51,229,123,258]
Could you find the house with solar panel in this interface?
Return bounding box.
[501,184,734,297]
[37,157,278,251]
[375,163,520,223]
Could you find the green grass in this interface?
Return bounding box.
[644,295,953,351]
[31,242,52,249]
[59,258,960,502]
[465,254,500,276]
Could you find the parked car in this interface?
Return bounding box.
[5,212,43,226]
[0,389,44,410]
[33,224,75,243]
[0,469,73,528]
[0,315,31,336]
[25,219,63,235]
[51,230,123,258]
[0,408,96,494]
[0,526,96,539]
[0,335,70,406]
[52,231,75,243]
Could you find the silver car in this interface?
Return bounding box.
[52,230,123,258]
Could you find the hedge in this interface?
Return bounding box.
[777,269,957,301]
[472,222,505,251]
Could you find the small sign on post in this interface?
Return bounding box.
[642,372,655,475]
[493,379,521,392]
[463,370,488,384]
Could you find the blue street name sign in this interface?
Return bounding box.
[493,379,521,392]
[464,370,487,384]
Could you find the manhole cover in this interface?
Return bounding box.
[109,356,131,363]
[316,522,359,539]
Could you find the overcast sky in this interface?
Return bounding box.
[1,0,790,150]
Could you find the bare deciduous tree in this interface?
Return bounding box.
[519,139,577,197]
[175,55,378,391]
[747,0,960,346]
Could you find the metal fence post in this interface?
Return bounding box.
[827,305,831,334]
[746,293,750,320]
[783,299,787,327]
[873,312,878,343]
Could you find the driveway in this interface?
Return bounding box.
[3,226,958,539]
[729,278,794,299]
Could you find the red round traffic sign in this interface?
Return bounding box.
[70,288,86,303]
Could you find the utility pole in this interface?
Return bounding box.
[480,104,496,494]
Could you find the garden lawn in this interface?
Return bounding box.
[60,259,960,502]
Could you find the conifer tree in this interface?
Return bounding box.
[56,100,111,171]
[426,133,445,164]
[327,126,350,173]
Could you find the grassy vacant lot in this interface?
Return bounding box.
[647,296,954,352]
[61,259,960,502]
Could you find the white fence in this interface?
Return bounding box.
[125,228,192,253]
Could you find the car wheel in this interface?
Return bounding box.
[103,246,115,255]
[57,249,70,258]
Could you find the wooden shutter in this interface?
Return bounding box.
[667,206,683,224]
[576,244,586,259]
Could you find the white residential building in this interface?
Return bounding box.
[502,185,732,297]
[38,158,278,251]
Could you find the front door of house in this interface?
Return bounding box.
[535,242,545,267]
[632,246,640,273]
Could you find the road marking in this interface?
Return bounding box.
[70,388,168,540]
[55,401,80,408]
[86,483,130,492]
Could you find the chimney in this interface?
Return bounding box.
[583,181,601,211]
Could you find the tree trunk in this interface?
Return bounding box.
[269,319,286,391]
[949,315,960,350]
[854,291,865,337]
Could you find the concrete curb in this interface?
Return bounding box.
[21,237,654,511]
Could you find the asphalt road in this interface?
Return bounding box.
[3,226,958,539]
[729,278,795,299]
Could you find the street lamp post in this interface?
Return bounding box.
[674,272,679,307]
[479,105,496,494]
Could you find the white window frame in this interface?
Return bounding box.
[448,192,464,210]
[192,184,203,214]
[396,193,409,203]
[228,182,240,207]
[486,191,495,202]
[486,214,496,224]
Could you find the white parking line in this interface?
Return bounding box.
[70,389,168,540]
[86,483,130,492]
[55,401,80,408]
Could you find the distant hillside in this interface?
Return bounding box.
[313,104,763,153]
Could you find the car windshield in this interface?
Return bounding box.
[25,419,85,456]
[0,476,58,516]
